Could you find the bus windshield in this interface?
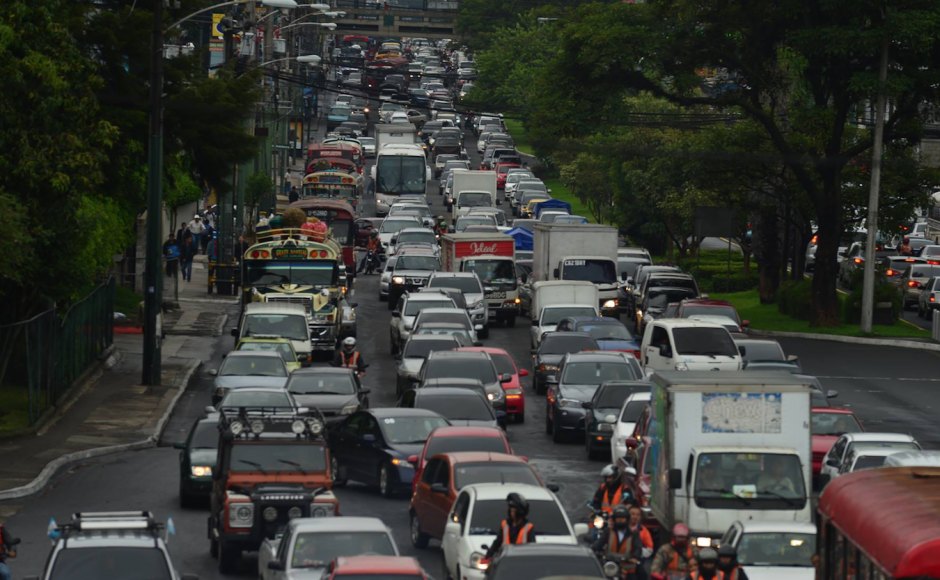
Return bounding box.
[245,261,338,287]
[377,156,426,195]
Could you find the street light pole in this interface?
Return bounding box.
[142,0,165,386]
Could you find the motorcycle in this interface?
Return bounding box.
[364,249,381,275]
[584,500,609,543]
[603,554,640,580]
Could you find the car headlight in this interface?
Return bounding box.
[215,387,228,397]
[191,465,212,477]
[470,300,485,309]
[341,404,358,415]
[603,299,618,308]
[598,423,614,432]
[696,536,712,548]
[311,503,336,517]
[228,502,254,528]
[487,390,503,401]
[558,397,580,407]
[539,364,559,372]
[392,276,405,284]
[470,552,489,570]
[675,362,689,371]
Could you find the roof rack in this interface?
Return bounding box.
[218,408,328,440]
[54,511,165,545]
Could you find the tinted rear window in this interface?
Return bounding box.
[672,328,738,357]
[455,463,540,489]
[426,436,505,456]
[540,335,599,355]
[426,358,496,383]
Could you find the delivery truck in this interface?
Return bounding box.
[529,281,599,348]
[374,124,417,151]
[449,170,498,223]
[647,371,814,546]
[531,223,620,316]
[441,233,519,325]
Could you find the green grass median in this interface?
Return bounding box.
[504,119,535,156]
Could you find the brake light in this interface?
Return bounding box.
[931,296,936,303]
[811,235,818,244]
[905,258,917,262]
[909,280,921,288]
[929,260,940,265]
[853,258,863,264]
[886,269,895,276]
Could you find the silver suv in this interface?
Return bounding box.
[426,272,489,338]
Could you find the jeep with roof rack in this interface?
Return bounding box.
[27,511,196,580]
[208,409,339,574]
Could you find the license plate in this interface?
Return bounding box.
[486,291,506,299]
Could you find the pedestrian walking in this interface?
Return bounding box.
[176,222,191,244]
[188,214,207,254]
[180,236,196,282]
[163,233,180,278]
[203,222,214,254]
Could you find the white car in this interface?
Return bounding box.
[389,294,457,355]
[413,307,481,345]
[819,432,921,483]
[530,304,600,349]
[837,447,905,476]
[258,517,399,580]
[719,521,816,580]
[610,391,651,462]
[387,227,440,259]
[441,483,588,580]
[389,111,411,125]
[378,216,422,247]
[379,256,397,301]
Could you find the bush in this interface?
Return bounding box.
[703,274,758,293]
[777,279,814,320]
[843,283,902,324]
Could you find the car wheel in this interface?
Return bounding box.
[552,415,566,443]
[545,405,553,435]
[331,455,347,487]
[379,464,394,498]
[209,537,218,559]
[218,540,239,574]
[410,511,430,549]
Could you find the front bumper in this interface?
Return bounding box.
[183,475,213,496]
[488,301,519,319]
[310,325,336,351]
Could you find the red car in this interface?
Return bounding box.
[457,346,528,422]
[673,298,749,329]
[811,407,865,477]
[408,426,512,490]
[495,162,521,189]
[326,556,430,580]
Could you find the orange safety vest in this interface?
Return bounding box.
[501,520,533,545]
[341,351,360,369]
[635,525,654,550]
[601,484,624,514]
[666,544,695,571]
[367,238,380,251]
[607,530,637,571]
[724,568,740,580]
[690,572,725,580]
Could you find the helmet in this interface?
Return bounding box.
[438,215,445,221]
[717,545,737,559]
[611,505,630,529]
[343,337,356,350]
[371,230,379,238]
[698,548,719,564]
[601,464,622,479]
[672,523,690,539]
[506,492,529,516]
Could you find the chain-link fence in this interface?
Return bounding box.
[0,279,115,431]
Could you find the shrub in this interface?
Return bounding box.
[776,279,813,319]
[843,283,902,324]
[703,274,758,293]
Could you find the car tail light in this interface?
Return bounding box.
[931,296,936,303]
[853,257,863,264]
[909,280,922,288]
[886,269,895,276]
[929,260,940,265]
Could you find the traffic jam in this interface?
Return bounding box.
[6,34,940,580]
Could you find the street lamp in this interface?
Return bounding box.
[279,21,337,31]
[142,0,300,387]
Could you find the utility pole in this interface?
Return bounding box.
[143,0,165,386]
[861,37,891,333]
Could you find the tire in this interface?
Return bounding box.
[379,464,395,498]
[331,455,347,487]
[218,540,239,574]
[552,416,566,443]
[586,437,600,460]
[179,486,195,509]
[210,537,219,559]
[410,511,430,549]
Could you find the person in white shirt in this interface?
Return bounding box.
[188,215,207,255]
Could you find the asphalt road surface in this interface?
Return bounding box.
[4,86,940,579]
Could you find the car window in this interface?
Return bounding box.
[562,362,638,384]
[237,341,296,362]
[287,373,356,395]
[243,314,308,342]
[191,420,219,449]
[539,335,599,355]
[405,299,452,317]
[740,341,784,361]
[416,312,470,328]
[595,385,638,409]
[380,415,449,444]
[220,390,292,409]
[620,400,648,423]
[672,328,737,357]
[468,499,569,536]
[434,459,451,487]
[454,463,540,489]
[811,413,863,436]
[423,458,442,484]
[290,532,395,568]
[425,358,497,383]
[417,394,493,420]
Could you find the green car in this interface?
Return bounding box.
[235,336,303,371]
[174,414,219,507]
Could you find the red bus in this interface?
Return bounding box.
[307,142,363,174]
[363,57,409,92]
[817,467,940,580]
[289,199,357,274]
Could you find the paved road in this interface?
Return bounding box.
[4,85,940,579]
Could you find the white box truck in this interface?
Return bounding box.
[532,223,620,317]
[529,281,599,348]
[647,371,814,546]
[374,124,417,151]
[371,141,429,216]
[441,232,520,324]
[449,170,498,223]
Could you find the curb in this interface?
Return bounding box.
[748,329,940,350]
[0,359,201,501]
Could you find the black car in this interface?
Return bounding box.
[173,413,219,506]
[286,368,370,424]
[546,352,642,443]
[485,544,604,580]
[399,387,507,429]
[417,350,509,412]
[531,332,599,395]
[329,408,450,498]
[582,380,649,460]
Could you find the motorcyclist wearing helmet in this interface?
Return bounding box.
[434,216,448,237]
[358,231,382,273]
[651,524,698,580]
[594,464,630,515]
[716,545,748,580]
[332,337,366,375]
[483,493,536,560]
[592,505,643,579]
[686,548,722,580]
[898,236,913,256]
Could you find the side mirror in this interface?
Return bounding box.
[519,369,529,377]
[392,310,401,317]
[581,401,593,409]
[668,468,682,490]
[573,523,589,538]
[500,374,512,383]
[826,457,841,467]
[738,345,747,357]
[408,455,419,464]
[474,324,483,331]
[230,328,239,337]
[173,441,186,450]
[547,483,560,492]
[741,319,750,328]
[827,389,839,399]
[360,388,372,395]
[268,561,286,571]
[363,434,376,443]
[208,369,218,376]
[531,319,539,326]
[658,344,672,358]
[430,482,447,494]
[787,355,799,362]
[553,267,560,279]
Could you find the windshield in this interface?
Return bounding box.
[740,342,784,361]
[541,307,597,325]
[463,259,515,285]
[220,390,292,408]
[469,499,569,536]
[618,260,647,277]
[417,395,493,421]
[329,107,351,117]
[237,341,296,362]
[242,314,309,342]
[393,206,431,218]
[737,533,816,567]
[694,452,806,506]
[377,156,427,195]
[429,277,482,294]
[359,137,375,146]
[540,335,599,355]
[673,327,738,357]
[490,555,600,580]
[418,313,469,328]
[581,323,634,341]
[426,436,506,457]
[455,463,540,489]
[290,532,395,569]
[192,420,219,448]
[456,218,495,232]
[620,400,647,423]
[231,443,326,473]
[220,355,287,377]
[562,362,638,384]
[457,192,493,207]
[287,374,356,395]
[50,547,172,580]
[415,328,472,345]
[649,277,697,291]
[682,305,739,323]
[595,385,637,409]
[379,415,450,444]
[561,259,617,284]
[649,289,697,309]
[380,219,421,234]
[397,256,441,271]
[404,339,458,359]
[854,455,889,470]
[426,359,497,383]
[245,261,338,288]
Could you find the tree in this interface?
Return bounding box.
[245,172,274,234]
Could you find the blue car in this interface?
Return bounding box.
[328,407,450,498]
[409,88,430,107]
[554,316,641,358]
[326,105,352,132]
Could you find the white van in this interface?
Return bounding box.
[640,319,743,372]
[234,303,312,364]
